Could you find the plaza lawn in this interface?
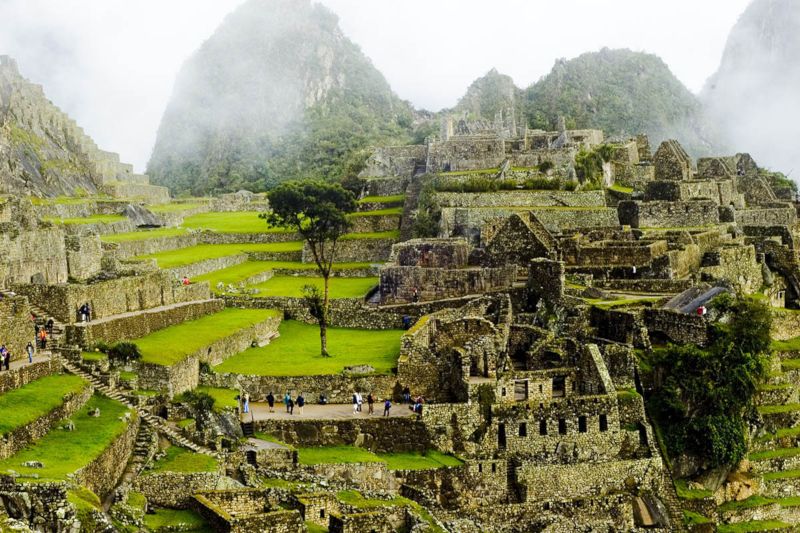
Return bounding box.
[214,320,403,376]
[134,242,303,269]
[298,446,383,465]
[149,446,218,474]
[181,211,290,234]
[0,395,130,481]
[248,276,378,299]
[101,227,188,243]
[143,509,211,533]
[131,308,281,366]
[43,214,126,225]
[0,374,87,436]
[194,261,375,291]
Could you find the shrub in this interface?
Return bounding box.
[108,342,141,365]
[524,177,561,190]
[182,390,215,413]
[562,181,578,191]
[537,160,555,173]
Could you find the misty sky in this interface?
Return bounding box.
[0,0,751,172]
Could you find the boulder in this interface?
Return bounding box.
[123,204,162,228]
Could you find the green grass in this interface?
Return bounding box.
[381,451,463,470]
[101,227,188,243]
[81,351,107,362]
[0,395,130,481]
[147,202,207,213]
[143,509,211,533]
[215,320,403,376]
[135,242,304,269]
[334,490,445,532]
[193,261,376,291]
[131,308,280,365]
[587,297,662,310]
[616,388,640,401]
[358,194,405,204]
[608,184,634,193]
[248,276,377,299]
[305,521,328,533]
[758,403,800,415]
[749,447,800,461]
[348,207,403,217]
[757,426,800,443]
[195,387,239,411]
[717,520,792,533]
[758,383,793,391]
[773,338,800,353]
[0,374,87,436]
[437,168,499,176]
[298,446,383,465]
[44,214,126,225]
[181,211,290,234]
[340,230,399,240]
[176,418,194,429]
[149,446,218,474]
[719,495,778,511]
[683,510,712,526]
[763,469,800,481]
[782,359,800,370]
[674,478,713,500]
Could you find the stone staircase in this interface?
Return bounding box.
[58,357,218,458]
[659,471,687,532]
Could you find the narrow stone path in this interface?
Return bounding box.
[245,401,415,422]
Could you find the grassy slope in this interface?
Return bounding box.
[0,374,87,436]
[248,276,377,299]
[148,446,218,474]
[193,261,376,290]
[297,446,462,470]
[0,395,130,481]
[135,242,303,269]
[214,320,402,376]
[143,509,211,532]
[131,308,280,365]
[182,211,290,234]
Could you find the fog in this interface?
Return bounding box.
[0,0,758,172]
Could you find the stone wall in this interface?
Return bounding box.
[168,254,248,280]
[65,298,224,346]
[361,145,427,178]
[203,372,398,405]
[441,207,619,238]
[771,309,800,341]
[735,206,797,227]
[644,308,709,346]
[13,271,211,324]
[379,265,515,305]
[194,490,304,533]
[516,457,662,502]
[0,226,68,287]
[618,200,721,228]
[73,410,139,498]
[700,244,763,294]
[0,358,59,394]
[298,462,395,491]
[0,296,35,362]
[64,235,103,281]
[199,231,301,245]
[105,233,199,260]
[133,472,232,508]
[0,383,92,460]
[435,190,606,208]
[348,214,401,234]
[364,176,409,196]
[303,238,396,263]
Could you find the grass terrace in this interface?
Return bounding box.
[674,479,713,500]
[0,374,87,436]
[749,447,800,461]
[143,509,211,533]
[43,214,127,225]
[348,207,403,217]
[717,521,793,533]
[214,320,403,376]
[182,386,239,412]
[358,194,405,204]
[182,211,290,234]
[248,276,378,299]
[0,395,130,481]
[131,308,280,366]
[756,426,800,443]
[341,230,400,240]
[134,242,304,269]
[297,446,462,471]
[758,403,800,415]
[148,446,218,474]
[336,490,444,533]
[101,227,188,243]
[193,261,376,291]
[381,451,464,470]
[608,184,634,193]
[774,337,800,353]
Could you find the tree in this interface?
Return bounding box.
[265,181,356,356]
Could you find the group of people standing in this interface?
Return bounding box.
[352,391,393,416]
[238,387,421,419]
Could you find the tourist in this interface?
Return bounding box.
[352,392,358,414]
[4,350,9,371]
[38,328,47,349]
[402,386,411,404]
[356,391,363,412]
[266,392,275,413]
[182,276,191,286]
[26,342,34,364]
[367,393,374,415]
[296,393,305,415]
[383,398,391,417]
[79,303,89,323]
[284,391,291,413]
[412,287,420,303]
[45,318,54,335]
[287,396,294,415]
[319,393,328,405]
[242,391,250,414]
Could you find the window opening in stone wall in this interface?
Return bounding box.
[552,376,566,397]
[558,418,566,435]
[578,416,587,433]
[519,422,527,437]
[492,463,497,473]
[539,419,547,435]
[498,423,506,448]
[599,414,608,432]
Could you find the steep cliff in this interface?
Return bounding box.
[147,0,417,195]
[703,0,800,175]
[525,48,718,156]
[453,68,524,122]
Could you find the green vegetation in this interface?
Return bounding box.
[215,320,402,376]
[349,207,402,217]
[381,451,463,470]
[193,261,375,292]
[182,211,291,234]
[335,490,444,532]
[756,426,800,443]
[412,181,441,239]
[248,276,377,299]
[758,403,800,415]
[101,227,188,243]
[763,469,800,481]
[574,144,617,185]
[194,387,238,411]
[0,374,86,436]
[44,214,126,225]
[717,521,792,533]
[305,521,328,533]
[646,294,771,467]
[143,509,211,533]
[149,446,218,474]
[749,447,800,461]
[67,488,102,531]
[0,395,130,480]
[81,351,107,362]
[773,337,800,353]
[298,446,383,465]
[134,242,303,269]
[358,194,405,204]
[434,176,571,193]
[682,510,712,526]
[340,230,399,240]
[587,297,662,310]
[608,183,634,193]
[131,308,280,365]
[674,479,712,500]
[719,495,800,512]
